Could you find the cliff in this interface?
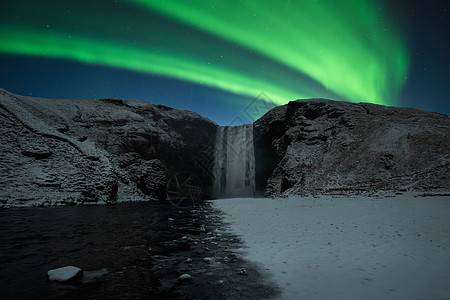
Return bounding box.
[1,89,449,207]
[254,99,450,197]
[0,89,217,206]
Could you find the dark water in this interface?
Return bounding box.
[0,202,201,299]
[0,201,278,299]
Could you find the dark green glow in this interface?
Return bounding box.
[0,0,409,111]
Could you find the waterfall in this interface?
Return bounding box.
[213,124,255,198]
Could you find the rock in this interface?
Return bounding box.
[47,266,83,283]
[178,274,192,281]
[254,99,450,197]
[237,267,247,275]
[21,149,53,159]
[136,159,167,200]
[1,88,448,205]
[203,257,213,264]
[0,89,217,207]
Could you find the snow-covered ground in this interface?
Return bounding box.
[212,194,450,300]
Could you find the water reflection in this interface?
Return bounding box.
[0,202,190,299]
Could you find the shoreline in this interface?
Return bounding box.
[0,201,279,299]
[2,191,449,209]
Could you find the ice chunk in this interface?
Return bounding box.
[47,266,83,283]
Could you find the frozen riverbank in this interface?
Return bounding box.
[212,194,450,300]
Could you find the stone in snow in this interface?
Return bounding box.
[203,257,213,263]
[178,274,192,281]
[47,266,83,283]
[237,267,247,275]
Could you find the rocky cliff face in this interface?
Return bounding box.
[254,99,450,197]
[2,89,449,206]
[0,89,217,207]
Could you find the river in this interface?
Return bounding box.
[0,201,278,299]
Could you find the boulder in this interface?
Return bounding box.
[178,273,192,281]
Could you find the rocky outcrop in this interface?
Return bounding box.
[2,88,448,205]
[254,99,450,197]
[0,89,217,207]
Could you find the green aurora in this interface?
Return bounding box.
[0,0,409,109]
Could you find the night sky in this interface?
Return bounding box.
[0,0,448,125]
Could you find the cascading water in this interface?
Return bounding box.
[213,124,255,198]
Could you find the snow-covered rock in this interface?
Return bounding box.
[237,267,247,275]
[254,99,450,197]
[203,257,213,263]
[178,274,192,281]
[2,88,448,205]
[0,88,217,207]
[47,266,83,283]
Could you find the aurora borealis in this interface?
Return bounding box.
[0,0,448,124]
[126,0,408,105]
